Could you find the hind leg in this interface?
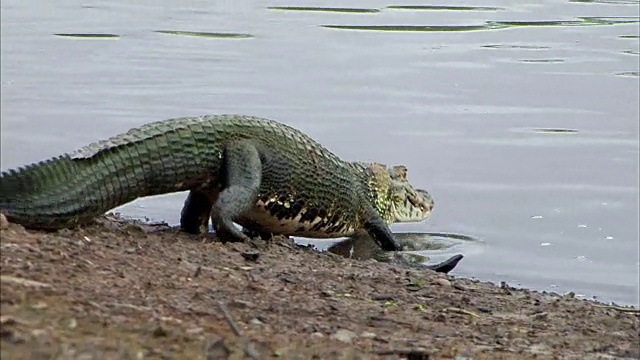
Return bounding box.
[241,225,274,240]
[180,189,218,234]
[210,141,262,243]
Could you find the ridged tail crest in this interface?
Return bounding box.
[0,116,226,230]
[0,155,94,229]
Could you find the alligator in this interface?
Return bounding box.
[0,114,463,272]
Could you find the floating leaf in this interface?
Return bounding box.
[268,6,379,13]
[54,33,120,39]
[155,30,253,39]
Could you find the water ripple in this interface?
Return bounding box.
[322,17,639,33]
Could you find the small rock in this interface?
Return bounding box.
[31,302,48,310]
[434,313,446,322]
[453,284,468,291]
[249,318,264,325]
[360,332,376,339]
[0,315,16,325]
[532,312,548,320]
[528,343,552,355]
[152,325,168,337]
[193,266,202,278]
[435,278,452,287]
[0,213,8,230]
[321,290,336,297]
[231,299,255,309]
[310,332,325,338]
[206,335,231,360]
[186,327,204,335]
[56,228,74,237]
[241,250,260,262]
[330,329,357,344]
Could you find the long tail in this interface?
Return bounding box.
[0,155,101,229]
[422,254,464,274]
[0,116,225,230]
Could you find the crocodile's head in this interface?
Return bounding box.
[387,165,434,223]
[368,164,435,225]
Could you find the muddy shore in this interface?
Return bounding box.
[0,214,638,359]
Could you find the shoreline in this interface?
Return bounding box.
[1,214,638,359]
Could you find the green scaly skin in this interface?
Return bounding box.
[0,115,446,259]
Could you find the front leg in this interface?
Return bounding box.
[362,205,401,251]
[210,141,262,243]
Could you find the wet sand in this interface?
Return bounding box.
[0,214,638,359]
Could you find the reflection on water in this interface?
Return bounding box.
[483,44,550,50]
[326,232,479,268]
[571,0,639,4]
[1,0,638,305]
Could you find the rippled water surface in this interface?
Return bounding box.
[2,0,638,305]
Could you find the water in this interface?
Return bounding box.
[1,0,638,305]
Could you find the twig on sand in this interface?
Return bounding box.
[444,307,480,318]
[216,301,262,359]
[376,347,434,357]
[109,303,153,312]
[217,301,242,336]
[0,275,51,288]
[593,305,640,314]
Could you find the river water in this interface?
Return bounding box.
[1,0,638,305]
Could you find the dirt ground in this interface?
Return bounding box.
[0,214,638,360]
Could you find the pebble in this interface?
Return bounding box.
[231,299,255,309]
[186,327,204,335]
[205,335,231,359]
[0,213,8,230]
[249,318,264,325]
[435,278,452,287]
[360,332,376,339]
[330,329,356,343]
[310,332,325,338]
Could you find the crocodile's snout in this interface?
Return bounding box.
[390,187,434,224]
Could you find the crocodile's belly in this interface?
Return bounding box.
[238,199,361,238]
